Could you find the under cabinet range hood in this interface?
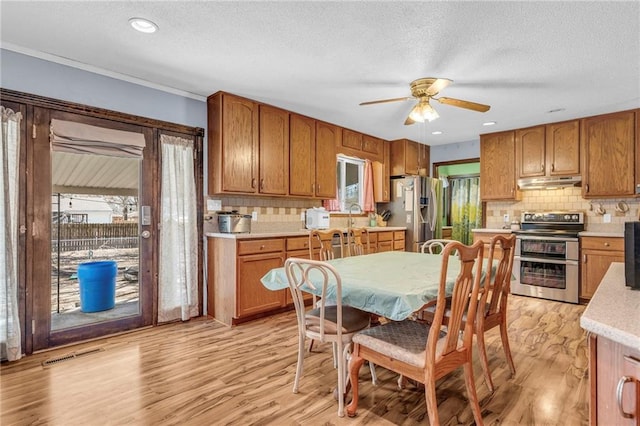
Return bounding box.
[517,175,582,190]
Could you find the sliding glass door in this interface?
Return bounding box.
[30,109,155,350]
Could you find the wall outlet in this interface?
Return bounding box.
[251,211,258,221]
[603,213,611,223]
[503,214,510,223]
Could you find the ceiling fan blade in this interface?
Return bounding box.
[425,78,452,96]
[435,97,491,112]
[359,96,413,106]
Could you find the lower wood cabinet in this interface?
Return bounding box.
[208,237,286,325]
[589,334,640,425]
[580,236,624,300]
[237,251,287,318]
[207,229,407,325]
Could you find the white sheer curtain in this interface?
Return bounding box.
[158,134,198,322]
[1,107,22,361]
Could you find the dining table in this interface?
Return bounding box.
[261,251,491,321]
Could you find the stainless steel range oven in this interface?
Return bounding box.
[511,212,584,304]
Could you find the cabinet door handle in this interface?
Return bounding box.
[616,376,634,419]
[551,163,555,172]
[540,164,544,171]
[583,254,587,263]
[260,179,264,190]
[585,183,589,193]
[251,178,256,189]
[604,242,610,247]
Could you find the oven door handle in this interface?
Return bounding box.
[515,235,579,242]
[515,256,579,266]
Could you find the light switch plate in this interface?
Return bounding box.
[207,199,222,211]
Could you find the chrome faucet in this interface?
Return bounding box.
[348,203,362,227]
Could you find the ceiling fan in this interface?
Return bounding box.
[359,78,490,125]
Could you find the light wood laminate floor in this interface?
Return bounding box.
[1,295,588,425]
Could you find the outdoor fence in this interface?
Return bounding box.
[52,223,139,252]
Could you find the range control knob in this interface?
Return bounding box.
[572,214,579,221]
[564,214,571,220]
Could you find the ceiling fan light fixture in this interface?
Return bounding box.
[408,99,439,122]
[129,17,158,33]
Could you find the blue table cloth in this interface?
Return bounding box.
[261,251,485,321]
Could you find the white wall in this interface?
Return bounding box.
[430,139,480,166]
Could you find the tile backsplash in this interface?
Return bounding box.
[486,186,640,232]
[205,196,322,233]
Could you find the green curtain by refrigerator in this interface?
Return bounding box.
[450,177,482,245]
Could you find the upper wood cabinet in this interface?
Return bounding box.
[362,134,384,158]
[342,128,362,151]
[340,129,384,161]
[289,115,337,199]
[546,120,580,176]
[314,121,338,199]
[208,92,258,194]
[259,105,289,195]
[373,141,390,202]
[581,110,636,198]
[390,138,422,176]
[516,121,580,179]
[480,130,520,200]
[289,113,316,197]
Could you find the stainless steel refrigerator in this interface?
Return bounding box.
[379,176,441,252]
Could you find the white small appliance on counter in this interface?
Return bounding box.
[305,207,330,229]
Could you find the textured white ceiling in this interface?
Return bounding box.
[1,1,639,146]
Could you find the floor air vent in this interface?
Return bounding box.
[42,347,104,367]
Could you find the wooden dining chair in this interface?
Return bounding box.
[285,258,371,417]
[346,227,371,256]
[309,228,344,260]
[346,240,485,425]
[419,234,517,393]
[420,238,458,255]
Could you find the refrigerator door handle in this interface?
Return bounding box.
[429,184,437,231]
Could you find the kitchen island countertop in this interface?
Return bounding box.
[580,263,640,351]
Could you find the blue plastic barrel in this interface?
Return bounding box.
[77,260,117,312]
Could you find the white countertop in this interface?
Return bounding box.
[579,231,624,238]
[580,263,640,351]
[206,226,407,239]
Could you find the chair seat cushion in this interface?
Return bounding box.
[305,306,370,334]
[352,320,446,368]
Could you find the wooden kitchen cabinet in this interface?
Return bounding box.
[258,105,289,195]
[390,138,421,176]
[480,130,520,200]
[208,92,289,196]
[208,236,287,325]
[362,134,384,158]
[208,92,258,194]
[590,334,640,425]
[376,231,394,252]
[342,128,362,151]
[288,115,338,199]
[373,140,390,202]
[580,236,624,299]
[582,110,636,198]
[314,121,338,199]
[516,121,580,179]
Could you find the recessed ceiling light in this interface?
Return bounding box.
[482,121,496,126]
[431,131,443,135]
[129,17,158,33]
[547,108,565,113]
